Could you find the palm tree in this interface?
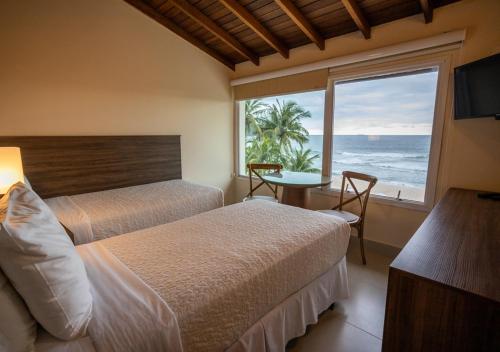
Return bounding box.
[244,99,266,137]
[286,147,321,173]
[258,100,311,152]
[245,136,285,166]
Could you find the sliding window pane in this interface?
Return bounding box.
[239,90,325,175]
[332,69,439,202]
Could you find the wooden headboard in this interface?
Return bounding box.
[0,136,181,198]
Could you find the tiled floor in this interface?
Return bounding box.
[287,241,397,352]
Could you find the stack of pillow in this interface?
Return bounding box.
[0,182,93,352]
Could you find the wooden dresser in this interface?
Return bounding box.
[382,188,500,352]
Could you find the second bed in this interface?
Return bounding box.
[45,179,224,244]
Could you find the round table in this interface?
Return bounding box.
[262,171,332,208]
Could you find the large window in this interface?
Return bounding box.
[238,90,325,175]
[331,69,439,202]
[237,55,448,207]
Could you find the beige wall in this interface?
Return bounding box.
[232,0,500,248]
[0,0,235,201]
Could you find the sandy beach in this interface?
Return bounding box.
[329,175,425,202]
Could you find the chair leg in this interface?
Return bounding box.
[358,225,367,265]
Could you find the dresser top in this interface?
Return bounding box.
[391,188,500,303]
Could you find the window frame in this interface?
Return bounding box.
[234,51,453,211]
[323,53,452,211]
[235,89,328,177]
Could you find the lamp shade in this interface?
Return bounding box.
[0,147,24,194]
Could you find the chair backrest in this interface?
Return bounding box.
[247,163,283,199]
[335,171,377,222]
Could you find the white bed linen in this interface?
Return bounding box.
[34,241,182,352]
[102,201,350,351]
[35,243,348,352]
[77,242,182,352]
[45,196,94,245]
[34,201,350,352]
[0,183,92,341]
[45,180,223,244]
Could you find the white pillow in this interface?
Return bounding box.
[0,183,92,340]
[0,270,37,352]
[23,176,32,190]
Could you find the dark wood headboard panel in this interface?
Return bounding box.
[0,136,181,198]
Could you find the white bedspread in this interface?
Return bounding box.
[35,247,349,352]
[45,180,223,244]
[77,243,182,352]
[34,242,182,352]
[101,200,351,352]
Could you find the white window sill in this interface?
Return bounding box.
[311,187,431,212]
[237,175,431,212]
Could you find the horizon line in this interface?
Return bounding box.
[307,133,432,136]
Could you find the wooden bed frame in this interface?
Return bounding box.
[0,136,181,198]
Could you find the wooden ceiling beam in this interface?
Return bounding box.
[340,0,371,39]
[218,0,289,59]
[123,0,235,70]
[419,0,433,23]
[166,0,260,65]
[274,0,325,50]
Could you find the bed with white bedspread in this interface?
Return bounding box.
[45,180,224,244]
[35,200,350,352]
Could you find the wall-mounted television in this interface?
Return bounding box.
[454,53,500,120]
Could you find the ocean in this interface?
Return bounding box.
[305,135,431,188]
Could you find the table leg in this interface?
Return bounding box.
[281,187,306,208]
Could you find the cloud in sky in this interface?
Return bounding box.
[257,70,438,135]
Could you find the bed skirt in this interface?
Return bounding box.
[227,256,349,352]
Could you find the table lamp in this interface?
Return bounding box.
[0,147,24,195]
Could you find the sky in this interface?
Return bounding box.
[257,69,439,135]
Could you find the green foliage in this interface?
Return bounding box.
[245,99,266,137]
[286,147,321,173]
[259,100,311,152]
[246,137,286,165]
[244,99,320,174]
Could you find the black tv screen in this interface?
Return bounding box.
[454,53,500,119]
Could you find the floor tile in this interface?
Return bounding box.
[287,243,396,351]
[288,312,382,352]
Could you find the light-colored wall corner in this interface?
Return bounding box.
[0,0,235,197]
[230,0,500,248]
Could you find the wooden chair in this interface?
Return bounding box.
[243,163,283,203]
[318,171,377,265]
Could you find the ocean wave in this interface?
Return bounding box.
[332,170,426,188]
[304,135,431,187]
[334,158,369,165]
[335,151,427,159]
[375,162,428,172]
[334,160,428,172]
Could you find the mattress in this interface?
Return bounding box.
[45,180,223,244]
[101,200,351,352]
